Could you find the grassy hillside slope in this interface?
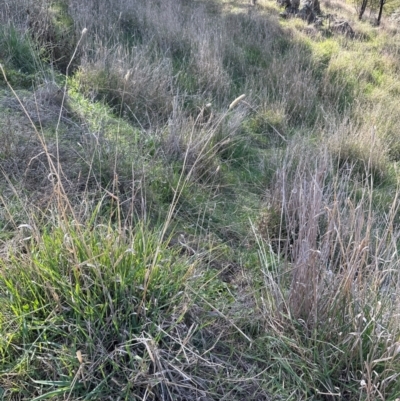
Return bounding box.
[1,0,400,399]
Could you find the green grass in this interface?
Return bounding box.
[0,25,39,75]
[1,0,400,399]
[0,222,195,398]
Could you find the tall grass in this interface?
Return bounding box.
[1,0,400,399]
[256,141,400,398]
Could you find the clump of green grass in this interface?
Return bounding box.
[0,219,196,399]
[0,24,41,88]
[27,0,77,73]
[243,103,288,147]
[328,124,391,186]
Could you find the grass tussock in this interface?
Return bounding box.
[0,222,196,399]
[75,46,174,127]
[1,0,400,399]
[256,143,400,398]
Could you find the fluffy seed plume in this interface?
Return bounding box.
[228,94,246,110]
[76,350,83,364]
[124,69,132,81]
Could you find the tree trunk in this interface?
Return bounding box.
[377,0,384,25]
[312,0,321,14]
[358,0,368,20]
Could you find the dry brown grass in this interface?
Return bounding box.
[2,0,400,399]
[76,46,174,127]
[256,138,400,398]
